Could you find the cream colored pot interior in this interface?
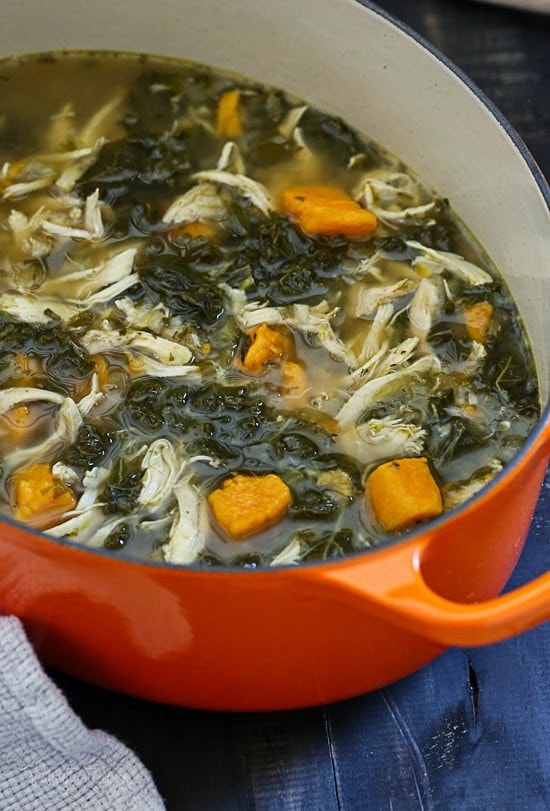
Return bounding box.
[2,0,549,403]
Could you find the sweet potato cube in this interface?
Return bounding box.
[243,323,294,372]
[464,301,493,343]
[367,457,443,532]
[299,203,377,237]
[208,473,292,539]
[279,185,377,238]
[12,462,76,529]
[280,185,350,217]
[216,89,243,138]
[178,221,218,240]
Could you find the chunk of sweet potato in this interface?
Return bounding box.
[208,473,292,539]
[171,221,219,240]
[216,89,243,138]
[279,185,377,238]
[243,323,294,372]
[12,462,76,529]
[367,457,442,532]
[464,301,493,343]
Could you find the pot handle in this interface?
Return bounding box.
[318,423,550,648]
[320,543,550,648]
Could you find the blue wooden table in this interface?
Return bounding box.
[52,2,550,808]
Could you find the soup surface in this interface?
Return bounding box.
[0,52,540,566]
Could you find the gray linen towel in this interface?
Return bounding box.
[0,616,165,810]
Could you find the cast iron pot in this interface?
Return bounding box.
[0,0,548,710]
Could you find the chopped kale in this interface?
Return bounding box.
[102,456,143,516]
[60,424,116,471]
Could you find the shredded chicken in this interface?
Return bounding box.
[47,467,110,541]
[406,241,493,286]
[355,279,417,317]
[337,354,441,429]
[191,170,273,215]
[356,417,426,462]
[162,480,206,564]
[138,439,181,513]
[6,398,83,470]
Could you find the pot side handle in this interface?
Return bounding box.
[319,423,550,648]
[322,547,550,648]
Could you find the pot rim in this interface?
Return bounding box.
[1,0,548,575]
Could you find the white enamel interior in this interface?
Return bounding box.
[1,0,549,403]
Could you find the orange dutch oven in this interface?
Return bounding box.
[0,0,548,710]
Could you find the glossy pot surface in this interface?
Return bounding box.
[0,0,548,710]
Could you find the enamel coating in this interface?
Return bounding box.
[0,0,548,709]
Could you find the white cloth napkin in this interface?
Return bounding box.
[0,616,165,810]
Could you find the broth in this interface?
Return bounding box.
[0,52,540,566]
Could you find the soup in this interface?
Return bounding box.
[0,52,539,567]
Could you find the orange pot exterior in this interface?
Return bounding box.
[0,419,548,711]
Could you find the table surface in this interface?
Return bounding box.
[52,2,550,809]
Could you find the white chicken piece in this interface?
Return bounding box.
[162,480,206,565]
[7,208,45,233]
[7,208,53,260]
[34,145,99,164]
[356,172,422,206]
[77,374,104,417]
[278,105,308,140]
[270,537,302,567]
[351,337,419,384]
[83,273,141,308]
[220,283,248,317]
[344,251,386,282]
[42,247,137,299]
[409,277,443,344]
[238,301,356,367]
[443,460,503,511]
[126,331,193,364]
[0,387,66,416]
[357,302,394,362]
[406,241,493,286]
[55,137,106,192]
[39,93,123,193]
[85,516,128,548]
[83,189,105,239]
[2,162,56,199]
[162,182,229,225]
[137,439,181,513]
[356,417,427,462]
[47,466,110,541]
[5,397,82,469]
[216,141,245,174]
[51,462,79,485]
[355,173,436,226]
[337,354,441,429]
[40,189,104,241]
[127,355,200,380]
[0,291,80,324]
[316,469,354,498]
[114,297,170,333]
[191,170,273,216]
[78,91,126,148]
[447,341,487,377]
[355,279,418,317]
[81,326,193,365]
